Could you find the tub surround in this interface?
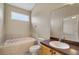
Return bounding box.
[40,38,79,55]
[0,37,36,55]
[4,4,31,41]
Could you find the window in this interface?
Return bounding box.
[11,11,29,22]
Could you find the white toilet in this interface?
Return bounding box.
[29,38,45,55]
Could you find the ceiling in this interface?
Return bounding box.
[8,3,36,11]
[8,3,79,19]
[8,3,66,11]
[51,3,79,18]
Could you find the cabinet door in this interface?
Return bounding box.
[40,44,52,55]
[39,44,63,55]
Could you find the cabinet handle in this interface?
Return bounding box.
[50,50,54,55]
[50,50,52,52]
[50,50,56,55]
[53,51,56,54]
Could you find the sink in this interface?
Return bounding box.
[49,41,70,49]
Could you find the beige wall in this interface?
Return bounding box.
[0,3,4,43]
[5,4,31,40]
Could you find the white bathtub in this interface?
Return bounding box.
[0,37,36,55]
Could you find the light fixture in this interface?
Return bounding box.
[72,16,76,19]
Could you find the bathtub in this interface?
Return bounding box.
[0,37,36,55]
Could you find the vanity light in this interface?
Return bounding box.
[72,16,76,19]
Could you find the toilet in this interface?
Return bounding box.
[29,38,45,55]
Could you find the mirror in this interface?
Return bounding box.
[50,4,79,42]
[63,15,79,42]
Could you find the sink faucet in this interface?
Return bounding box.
[59,34,65,42]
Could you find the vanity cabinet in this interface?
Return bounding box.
[40,44,62,55]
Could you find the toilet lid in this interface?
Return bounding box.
[30,45,40,52]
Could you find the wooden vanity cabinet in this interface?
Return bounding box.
[39,44,62,55]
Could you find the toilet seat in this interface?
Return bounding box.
[29,45,40,54]
[29,38,45,55]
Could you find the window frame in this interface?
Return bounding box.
[11,11,29,22]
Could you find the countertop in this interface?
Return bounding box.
[41,40,79,55]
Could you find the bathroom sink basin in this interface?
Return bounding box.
[49,41,70,49]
